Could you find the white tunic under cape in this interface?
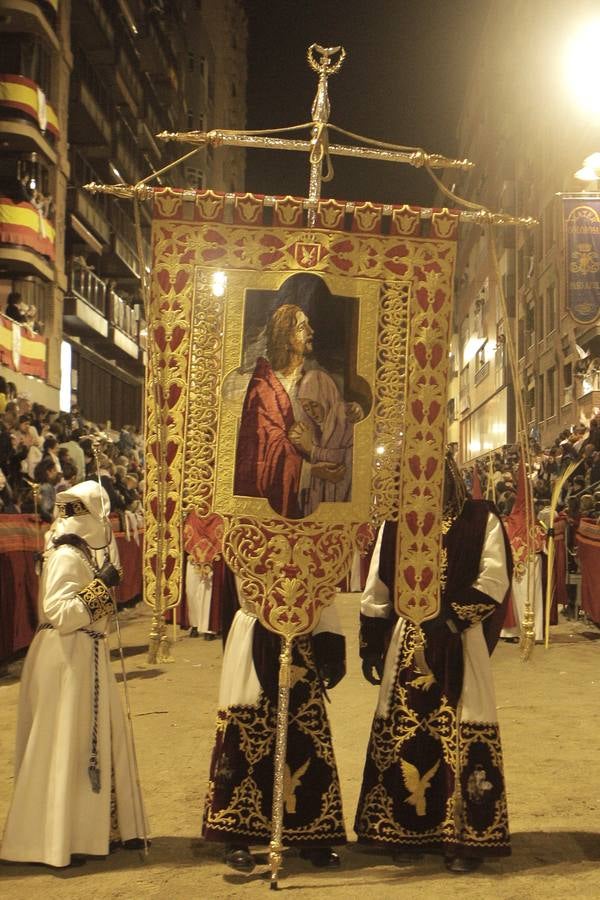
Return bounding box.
[362,512,509,723]
[1,534,147,867]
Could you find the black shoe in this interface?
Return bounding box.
[445,856,483,873]
[299,847,340,868]
[224,844,255,872]
[203,632,218,641]
[69,854,87,867]
[122,838,149,851]
[189,627,199,638]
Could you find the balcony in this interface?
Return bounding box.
[63,262,144,368]
[103,201,149,279]
[113,115,148,185]
[68,150,111,247]
[0,1,59,48]
[0,311,47,379]
[71,79,112,146]
[474,361,490,386]
[63,262,109,339]
[108,289,140,360]
[0,196,55,280]
[0,75,59,142]
[71,0,115,55]
[137,15,179,100]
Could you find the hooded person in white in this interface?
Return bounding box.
[1,480,147,867]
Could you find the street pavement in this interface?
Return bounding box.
[2,597,600,898]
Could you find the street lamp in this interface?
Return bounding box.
[574,153,600,188]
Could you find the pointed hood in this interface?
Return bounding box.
[50,479,111,549]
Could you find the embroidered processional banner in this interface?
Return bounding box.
[562,197,600,324]
[145,189,458,634]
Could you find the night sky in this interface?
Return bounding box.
[244,0,491,206]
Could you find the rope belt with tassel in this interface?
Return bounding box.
[37,622,106,793]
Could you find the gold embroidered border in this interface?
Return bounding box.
[450,601,494,624]
[222,518,360,639]
[393,245,456,623]
[147,209,455,631]
[458,721,510,849]
[370,280,410,523]
[78,578,112,623]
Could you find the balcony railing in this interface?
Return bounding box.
[0,74,59,140]
[108,288,137,340]
[69,262,107,315]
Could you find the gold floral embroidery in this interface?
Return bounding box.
[450,602,493,624]
[355,623,510,851]
[202,639,345,842]
[56,499,88,517]
[77,578,113,623]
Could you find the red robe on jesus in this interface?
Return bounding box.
[234,357,303,519]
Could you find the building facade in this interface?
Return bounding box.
[0,0,247,426]
[446,0,600,463]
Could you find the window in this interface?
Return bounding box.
[0,34,52,96]
[187,109,194,130]
[518,317,525,358]
[527,384,536,421]
[188,52,195,72]
[526,304,535,346]
[564,361,573,387]
[546,284,555,334]
[547,367,556,417]
[538,374,545,420]
[475,340,487,372]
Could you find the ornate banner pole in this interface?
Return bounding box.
[305,43,344,225]
[269,636,293,890]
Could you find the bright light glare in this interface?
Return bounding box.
[211,270,227,297]
[575,166,600,182]
[565,21,600,116]
[59,341,72,413]
[584,152,600,170]
[375,445,385,456]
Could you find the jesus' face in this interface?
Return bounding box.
[288,310,314,358]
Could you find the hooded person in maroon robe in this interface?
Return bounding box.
[234,303,344,519]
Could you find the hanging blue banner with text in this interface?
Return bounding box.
[563,197,600,324]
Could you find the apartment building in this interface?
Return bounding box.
[0,0,247,426]
[446,1,600,462]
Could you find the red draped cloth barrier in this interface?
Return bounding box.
[552,515,568,610]
[0,515,144,661]
[575,518,600,624]
[114,532,143,605]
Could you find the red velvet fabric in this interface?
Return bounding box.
[0,551,39,661]
[576,518,600,624]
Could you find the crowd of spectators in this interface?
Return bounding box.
[462,415,600,520]
[0,376,143,523]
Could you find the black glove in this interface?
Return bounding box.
[361,653,384,685]
[98,560,121,588]
[319,659,346,690]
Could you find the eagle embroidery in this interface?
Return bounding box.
[283,759,310,814]
[400,759,440,816]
